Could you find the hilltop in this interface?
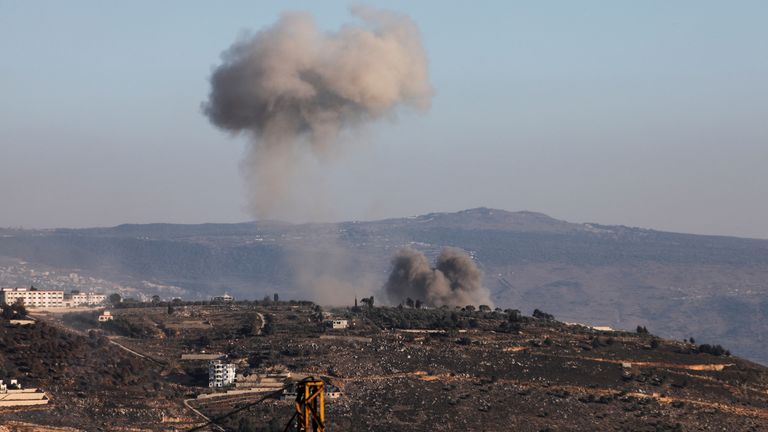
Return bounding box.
[1,208,768,364]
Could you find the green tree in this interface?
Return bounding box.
[197,335,211,348]
[506,309,522,322]
[12,298,27,317]
[1,304,14,319]
[108,293,122,305]
[360,296,375,309]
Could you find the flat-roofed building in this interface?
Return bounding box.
[209,360,236,388]
[1,288,64,308]
[212,293,234,302]
[331,319,349,329]
[70,292,107,306]
[0,379,49,407]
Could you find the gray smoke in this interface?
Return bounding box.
[203,6,433,217]
[383,247,493,307]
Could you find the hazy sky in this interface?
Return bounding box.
[1,1,767,238]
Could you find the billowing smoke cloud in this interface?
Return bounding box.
[203,6,433,217]
[383,247,493,307]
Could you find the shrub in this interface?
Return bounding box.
[698,344,729,356]
[497,321,521,333]
[532,309,554,320]
[506,309,522,322]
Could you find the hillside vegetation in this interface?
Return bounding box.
[1,208,767,364]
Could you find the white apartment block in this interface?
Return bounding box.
[1,288,64,308]
[70,292,107,306]
[208,360,236,388]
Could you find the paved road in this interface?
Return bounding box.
[256,311,265,334]
[30,311,164,365]
[105,336,167,365]
[184,398,226,432]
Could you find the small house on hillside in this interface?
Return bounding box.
[212,293,234,303]
[331,319,349,329]
[326,383,342,399]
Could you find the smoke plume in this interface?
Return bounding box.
[203,6,433,217]
[383,247,493,307]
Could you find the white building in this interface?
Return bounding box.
[0,379,19,391]
[331,319,349,329]
[70,292,107,306]
[1,288,64,308]
[209,360,236,388]
[326,383,343,399]
[98,311,114,322]
[212,293,234,303]
[0,379,50,407]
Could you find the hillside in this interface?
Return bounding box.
[12,301,768,431]
[0,319,196,430]
[1,208,767,364]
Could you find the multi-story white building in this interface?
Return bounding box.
[69,292,107,306]
[208,360,236,388]
[1,288,64,308]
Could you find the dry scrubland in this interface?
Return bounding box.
[1,301,767,431]
[3,208,768,364]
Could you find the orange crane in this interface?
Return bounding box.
[285,377,325,432]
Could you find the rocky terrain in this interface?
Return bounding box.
[1,301,767,431]
[219,304,768,432]
[1,208,768,365]
[0,315,197,430]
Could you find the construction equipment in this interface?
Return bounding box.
[284,377,325,432]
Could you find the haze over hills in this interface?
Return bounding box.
[1,208,767,364]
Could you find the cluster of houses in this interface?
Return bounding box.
[0,287,106,308]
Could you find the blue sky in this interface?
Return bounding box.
[1,1,767,238]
